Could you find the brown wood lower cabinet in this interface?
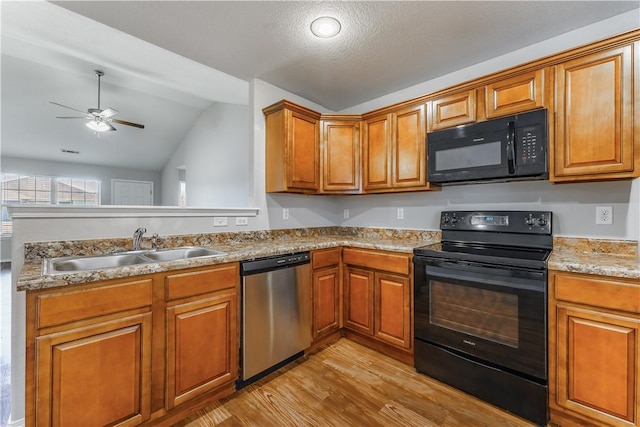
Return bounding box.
[342,248,412,360]
[549,270,640,427]
[166,292,237,409]
[26,263,239,427]
[311,248,342,339]
[35,313,152,427]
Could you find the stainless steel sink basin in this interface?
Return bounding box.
[42,247,227,275]
[142,247,226,262]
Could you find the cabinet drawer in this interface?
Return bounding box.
[312,248,341,269]
[37,279,153,329]
[165,264,239,301]
[343,248,410,275]
[554,273,640,313]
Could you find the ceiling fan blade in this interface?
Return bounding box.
[56,116,89,119]
[49,101,88,114]
[112,118,145,129]
[100,108,119,118]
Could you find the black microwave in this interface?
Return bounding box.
[427,109,548,185]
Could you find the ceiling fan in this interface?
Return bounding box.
[50,70,145,132]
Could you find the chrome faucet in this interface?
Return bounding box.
[132,227,146,251]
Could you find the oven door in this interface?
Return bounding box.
[414,256,547,380]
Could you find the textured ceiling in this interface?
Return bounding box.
[52,1,640,111]
[1,1,638,172]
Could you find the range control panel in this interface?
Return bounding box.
[440,211,552,234]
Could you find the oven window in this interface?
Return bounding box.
[430,280,518,347]
[434,140,502,171]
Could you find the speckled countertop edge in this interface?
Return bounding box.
[17,230,640,291]
[17,229,438,291]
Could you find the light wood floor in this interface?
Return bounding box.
[173,339,536,427]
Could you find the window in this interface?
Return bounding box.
[1,174,101,235]
[57,178,100,205]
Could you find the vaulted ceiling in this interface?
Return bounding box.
[2,1,638,171]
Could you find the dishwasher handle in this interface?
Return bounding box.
[241,251,310,276]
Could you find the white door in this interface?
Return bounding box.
[112,179,153,206]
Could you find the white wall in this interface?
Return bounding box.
[161,103,251,207]
[1,156,162,205]
[249,79,341,230]
[338,180,639,240]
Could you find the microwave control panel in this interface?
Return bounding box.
[516,125,544,165]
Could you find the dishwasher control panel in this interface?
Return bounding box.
[241,251,310,275]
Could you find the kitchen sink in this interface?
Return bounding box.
[142,247,226,262]
[42,247,227,275]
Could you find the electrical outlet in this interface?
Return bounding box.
[397,208,404,220]
[213,217,227,227]
[283,208,289,220]
[343,209,350,219]
[235,217,248,226]
[596,206,613,225]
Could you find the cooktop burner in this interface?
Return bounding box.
[414,241,551,268]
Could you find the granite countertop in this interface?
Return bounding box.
[17,228,438,292]
[548,237,640,280]
[16,228,640,292]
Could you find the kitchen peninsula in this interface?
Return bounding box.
[16,225,640,427]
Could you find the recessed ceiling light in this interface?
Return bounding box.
[310,16,341,38]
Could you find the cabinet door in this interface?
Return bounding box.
[392,104,426,188]
[313,265,341,338]
[374,272,411,349]
[553,45,635,180]
[322,119,361,192]
[35,313,152,427]
[362,113,392,191]
[485,69,545,118]
[287,110,320,191]
[429,89,476,131]
[166,291,238,409]
[343,267,374,335]
[556,305,639,426]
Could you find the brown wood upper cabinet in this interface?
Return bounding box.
[552,43,638,182]
[429,70,546,131]
[428,89,477,131]
[363,103,432,192]
[264,101,321,193]
[548,271,640,427]
[485,69,545,118]
[322,117,361,193]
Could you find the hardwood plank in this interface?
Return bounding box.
[173,339,537,427]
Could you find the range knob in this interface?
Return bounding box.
[537,216,548,227]
[525,213,535,226]
[451,214,459,224]
[442,214,451,224]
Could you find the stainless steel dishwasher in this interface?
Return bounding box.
[238,251,311,387]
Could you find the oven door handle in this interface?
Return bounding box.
[425,265,545,293]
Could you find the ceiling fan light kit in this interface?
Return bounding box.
[51,70,145,133]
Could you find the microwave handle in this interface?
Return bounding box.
[507,121,516,174]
